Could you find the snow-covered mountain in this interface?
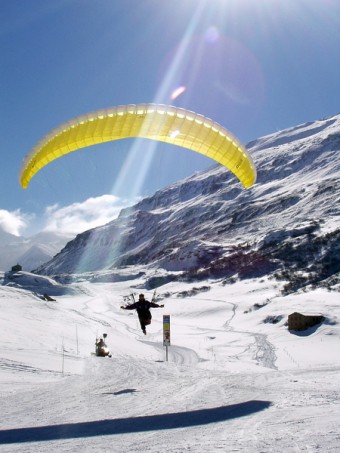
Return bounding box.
[1,116,340,453]
[35,114,340,292]
[0,229,74,272]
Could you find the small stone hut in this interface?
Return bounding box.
[288,312,324,331]
[11,264,22,272]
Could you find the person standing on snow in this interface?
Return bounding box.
[121,293,164,335]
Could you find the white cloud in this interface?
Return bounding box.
[0,209,30,236]
[42,194,136,235]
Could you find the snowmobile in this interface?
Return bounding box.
[95,333,111,357]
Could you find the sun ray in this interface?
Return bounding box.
[109,1,207,199]
[72,3,210,272]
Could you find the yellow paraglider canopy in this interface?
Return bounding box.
[19,104,256,189]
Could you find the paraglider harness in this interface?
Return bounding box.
[95,333,111,357]
[125,291,157,325]
[121,291,162,333]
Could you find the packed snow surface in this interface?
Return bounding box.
[0,272,339,452]
[1,114,339,451]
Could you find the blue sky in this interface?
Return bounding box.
[0,0,339,237]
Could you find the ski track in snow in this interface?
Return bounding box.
[0,281,340,452]
[215,298,278,370]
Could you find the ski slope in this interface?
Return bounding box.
[0,273,340,452]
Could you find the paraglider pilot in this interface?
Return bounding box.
[121,294,164,335]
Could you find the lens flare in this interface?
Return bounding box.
[170,86,186,100]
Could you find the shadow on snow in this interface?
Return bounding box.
[0,400,271,445]
[105,388,137,396]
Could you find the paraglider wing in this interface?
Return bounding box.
[19,104,256,189]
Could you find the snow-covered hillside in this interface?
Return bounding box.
[0,271,339,452]
[35,114,340,295]
[1,115,339,451]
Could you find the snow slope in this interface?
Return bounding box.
[1,114,339,452]
[35,114,339,284]
[0,272,339,452]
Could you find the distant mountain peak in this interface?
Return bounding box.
[0,230,74,272]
